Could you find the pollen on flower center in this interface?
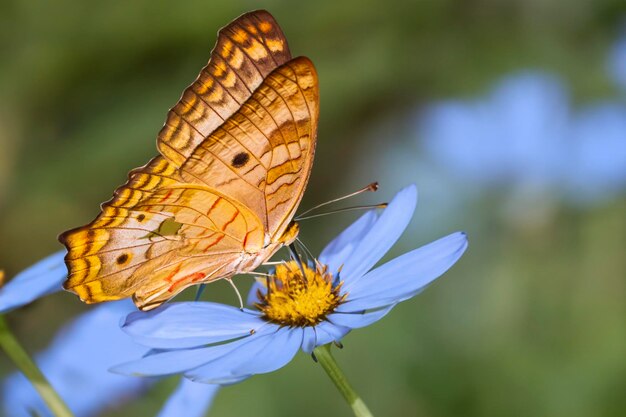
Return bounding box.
[256,261,345,327]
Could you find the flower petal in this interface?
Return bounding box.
[111,345,236,377]
[327,304,395,329]
[301,327,317,353]
[340,185,417,286]
[184,327,302,383]
[0,251,66,313]
[122,302,266,348]
[111,324,276,377]
[157,378,220,417]
[319,211,378,275]
[232,327,302,375]
[199,375,250,385]
[338,232,468,312]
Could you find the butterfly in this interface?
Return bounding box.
[59,10,319,311]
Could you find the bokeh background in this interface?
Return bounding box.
[1,0,626,416]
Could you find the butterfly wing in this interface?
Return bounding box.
[60,156,266,308]
[59,12,318,310]
[130,58,319,309]
[180,57,319,240]
[159,9,292,167]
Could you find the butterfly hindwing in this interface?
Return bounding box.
[61,157,265,306]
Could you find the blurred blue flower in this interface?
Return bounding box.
[3,301,149,417]
[608,27,626,91]
[112,185,468,384]
[418,71,626,205]
[3,300,219,417]
[419,71,569,190]
[0,250,66,313]
[565,102,626,202]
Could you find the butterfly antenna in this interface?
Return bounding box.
[194,284,207,301]
[296,203,387,221]
[296,182,379,219]
[226,278,244,310]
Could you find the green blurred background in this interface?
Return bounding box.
[1,0,625,416]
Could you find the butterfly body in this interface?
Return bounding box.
[59,11,318,310]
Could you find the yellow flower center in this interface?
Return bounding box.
[256,261,346,327]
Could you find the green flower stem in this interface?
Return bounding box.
[0,315,74,417]
[314,344,374,417]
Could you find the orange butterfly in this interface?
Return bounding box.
[59,10,319,311]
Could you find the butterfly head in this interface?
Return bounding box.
[276,221,300,247]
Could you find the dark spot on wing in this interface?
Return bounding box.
[231,152,250,168]
[117,253,129,265]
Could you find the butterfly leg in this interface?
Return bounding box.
[194,284,207,301]
[226,278,244,310]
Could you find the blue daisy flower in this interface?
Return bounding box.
[0,250,67,313]
[112,185,468,385]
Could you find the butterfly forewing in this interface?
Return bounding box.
[159,10,292,167]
